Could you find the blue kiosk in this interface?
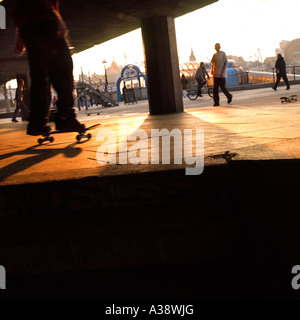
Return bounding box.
[116,64,147,102]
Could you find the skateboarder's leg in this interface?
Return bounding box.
[49,38,74,118]
[20,21,54,135]
[49,39,85,132]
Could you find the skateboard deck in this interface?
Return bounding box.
[280,95,298,103]
[85,108,102,116]
[37,123,101,145]
[86,111,101,116]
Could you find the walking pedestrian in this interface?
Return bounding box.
[181,74,188,98]
[12,78,27,122]
[211,43,232,106]
[272,54,290,91]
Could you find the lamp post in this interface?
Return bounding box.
[102,59,108,92]
[80,66,84,83]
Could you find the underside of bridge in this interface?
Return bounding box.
[0,0,217,114]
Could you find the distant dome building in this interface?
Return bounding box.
[283,38,300,64]
[277,38,300,65]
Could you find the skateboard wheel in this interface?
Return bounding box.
[38,138,43,145]
[76,134,81,142]
[49,136,54,143]
[87,133,92,140]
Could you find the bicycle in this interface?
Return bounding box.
[187,81,214,100]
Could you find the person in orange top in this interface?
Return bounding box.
[211,43,232,107]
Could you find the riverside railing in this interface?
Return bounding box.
[272,65,300,82]
[228,68,300,86]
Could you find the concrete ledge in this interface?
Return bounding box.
[1,159,300,299]
[0,112,14,119]
[0,163,231,217]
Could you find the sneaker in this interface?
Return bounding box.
[12,119,18,122]
[27,124,51,136]
[213,103,220,106]
[227,94,232,104]
[286,86,290,90]
[55,116,85,133]
[272,87,276,91]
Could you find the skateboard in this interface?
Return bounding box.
[85,107,102,116]
[37,123,100,145]
[86,111,101,116]
[280,95,298,103]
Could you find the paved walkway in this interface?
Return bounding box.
[1,85,299,186]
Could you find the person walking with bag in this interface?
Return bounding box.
[272,54,290,91]
[11,78,28,122]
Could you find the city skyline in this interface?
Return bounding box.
[72,0,300,77]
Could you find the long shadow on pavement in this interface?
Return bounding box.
[0,143,82,183]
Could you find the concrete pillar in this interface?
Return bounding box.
[141,16,183,115]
